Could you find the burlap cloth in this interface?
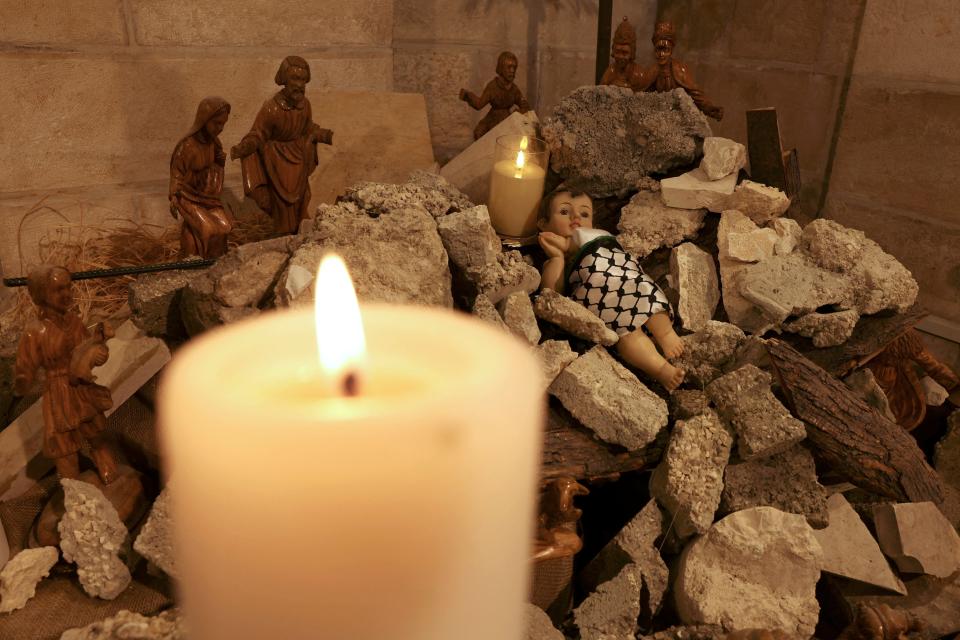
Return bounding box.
[0,389,175,639]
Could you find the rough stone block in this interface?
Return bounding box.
[549,346,668,451]
[499,292,541,346]
[133,487,177,580]
[532,289,618,346]
[0,0,125,45]
[771,217,802,255]
[801,218,866,272]
[700,136,746,180]
[721,446,828,529]
[738,252,853,324]
[215,251,289,309]
[784,309,860,348]
[574,564,641,640]
[672,321,746,387]
[716,210,773,333]
[725,228,778,263]
[0,547,58,614]
[669,242,719,332]
[674,507,822,637]
[670,389,709,420]
[524,603,563,640]
[475,251,541,305]
[660,169,737,212]
[472,294,507,330]
[723,180,790,225]
[341,171,474,220]
[811,493,906,594]
[436,205,501,273]
[707,365,806,461]
[129,270,194,338]
[534,340,577,390]
[617,191,706,259]
[874,502,960,578]
[60,609,185,640]
[649,410,733,539]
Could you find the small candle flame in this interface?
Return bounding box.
[314,254,365,396]
[520,136,529,151]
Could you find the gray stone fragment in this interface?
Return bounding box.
[669,243,719,332]
[214,250,288,308]
[339,170,474,219]
[721,446,829,529]
[706,365,806,461]
[660,169,737,213]
[617,191,706,258]
[533,289,618,346]
[843,370,897,423]
[534,340,577,389]
[499,292,541,345]
[699,137,746,181]
[672,321,746,386]
[542,86,712,197]
[60,609,186,640]
[670,389,709,420]
[650,410,733,539]
[549,346,668,450]
[723,180,790,225]
[771,217,802,255]
[436,204,501,273]
[133,487,176,580]
[725,228,778,263]
[471,294,508,330]
[674,507,822,637]
[475,251,541,305]
[0,547,58,613]
[128,270,193,337]
[800,218,865,272]
[738,253,852,326]
[784,309,860,348]
[574,564,642,640]
[935,410,960,488]
[716,210,773,333]
[580,500,669,621]
[524,603,563,640]
[874,502,960,578]
[58,479,130,600]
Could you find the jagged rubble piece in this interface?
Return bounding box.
[721,446,829,528]
[725,228,778,263]
[738,253,852,325]
[617,191,706,258]
[649,410,733,539]
[0,547,58,613]
[471,294,508,330]
[133,486,177,579]
[674,507,822,637]
[524,603,564,640]
[549,346,667,450]
[128,270,193,337]
[783,309,860,348]
[499,292,541,345]
[214,250,288,308]
[873,502,960,578]
[660,169,737,213]
[534,340,578,389]
[700,136,746,180]
[339,170,474,219]
[542,86,712,197]
[475,250,541,305]
[58,479,131,600]
[771,217,802,255]
[435,204,501,273]
[671,389,709,420]
[716,210,773,333]
[670,242,719,332]
[573,564,642,640]
[724,180,790,225]
[800,218,865,272]
[580,500,669,620]
[60,609,186,640]
[533,289,618,346]
[706,365,806,461]
[672,321,746,386]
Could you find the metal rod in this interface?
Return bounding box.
[2,258,216,288]
[595,0,614,84]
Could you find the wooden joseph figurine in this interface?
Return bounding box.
[459,51,530,140]
[14,266,119,484]
[169,96,233,258]
[231,56,334,235]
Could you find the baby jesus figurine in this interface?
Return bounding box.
[538,189,686,390]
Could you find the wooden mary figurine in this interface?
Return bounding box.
[14,266,119,483]
[170,96,233,259]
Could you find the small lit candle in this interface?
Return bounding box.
[159,255,543,640]
[487,135,548,239]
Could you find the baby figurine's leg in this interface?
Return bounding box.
[646,312,684,359]
[617,329,685,391]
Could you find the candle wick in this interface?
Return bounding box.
[342,371,360,397]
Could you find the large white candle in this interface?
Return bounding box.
[487,137,548,239]
[159,263,543,640]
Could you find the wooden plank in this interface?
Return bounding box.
[746,108,787,191]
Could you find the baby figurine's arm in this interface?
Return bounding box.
[538,232,569,293]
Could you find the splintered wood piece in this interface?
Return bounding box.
[765,339,943,504]
[783,148,801,200]
[746,108,787,192]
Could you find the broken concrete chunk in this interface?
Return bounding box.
[783,309,860,348]
[0,547,58,614]
[771,217,802,255]
[674,507,822,637]
[845,369,897,423]
[436,204,501,273]
[874,502,960,578]
[549,346,667,451]
[852,238,919,315]
[475,251,541,305]
[661,168,737,213]
[58,479,131,600]
[716,210,773,334]
[532,289,618,346]
[471,294,508,330]
[128,270,193,337]
[573,564,641,640]
[706,365,806,461]
[811,494,906,594]
[672,321,746,386]
[534,340,578,389]
[725,228,778,263]
[700,137,746,181]
[724,180,790,225]
[669,243,719,332]
[133,486,177,580]
[340,171,474,219]
[721,446,829,529]
[800,218,866,272]
[739,253,853,326]
[670,389,710,420]
[214,250,288,308]
[922,376,949,406]
[542,86,712,197]
[499,292,541,345]
[649,410,733,539]
[60,609,186,640]
[524,603,564,640]
[617,191,706,258]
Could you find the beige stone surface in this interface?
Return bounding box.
[0,0,125,45]
[308,92,436,208]
[874,502,960,579]
[660,168,737,212]
[669,242,719,332]
[130,0,393,47]
[0,547,58,614]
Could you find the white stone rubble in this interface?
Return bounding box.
[699,137,746,180]
[0,547,58,613]
[669,243,719,331]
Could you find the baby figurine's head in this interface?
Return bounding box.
[537,188,594,238]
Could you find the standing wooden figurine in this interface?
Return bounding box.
[459,51,530,140]
[600,16,645,91]
[14,266,119,484]
[231,56,334,235]
[170,96,233,258]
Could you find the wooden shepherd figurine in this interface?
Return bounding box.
[231,56,334,235]
[459,51,530,140]
[170,96,234,258]
[14,266,119,484]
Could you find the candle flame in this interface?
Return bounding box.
[515,149,526,170]
[314,254,366,395]
[520,136,529,151]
